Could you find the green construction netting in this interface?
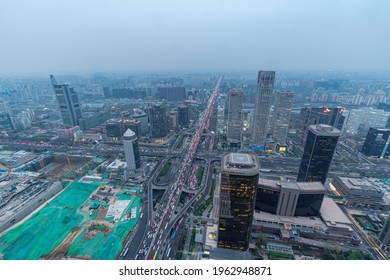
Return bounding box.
[0,181,100,260]
[68,196,141,259]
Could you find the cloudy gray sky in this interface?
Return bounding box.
[1,0,389,75]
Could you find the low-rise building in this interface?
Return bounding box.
[331,176,390,210]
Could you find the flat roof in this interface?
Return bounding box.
[309,124,341,136]
[320,197,353,227]
[253,196,353,231]
[281,182,300,190]
[253,211,325,229]
[296,181,326,193]
[337,177,383,193]
[229,153,252,165]
[258,178,280,190]
[222,153,260,176]
[257,179,325,193]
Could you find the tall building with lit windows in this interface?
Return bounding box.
[297,124,340,184]
[50,75,83,127]
[251,71,275,147]
[218,153,260,251]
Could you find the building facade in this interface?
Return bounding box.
[343,108,390,135]
[178,105,190,127]
[147,103,169,138]
[50,75,83,127]
[251,71,275,147]
[361,127,390,158]
[218,153,260,251]
[256,179,326,217]
[226,90,243,144]
[123,129,141,171]
[132,108,149,135]
[106,119,124,138]
[297,124,340,184]
[123,119,141,139]
[331,176,385,209]
[271,91,294,144]
[296,107,344,144]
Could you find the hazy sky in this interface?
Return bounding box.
[1,0,389,75]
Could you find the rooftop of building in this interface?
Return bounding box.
[123,129,136,138]
[319,197,353,228]
[308,124,341,136]
[258,178,326,194]
[221,153,260,175]
[296,181,326,193]
[253,196,353,232]
[335,176,383,194]
[368,127,390,132]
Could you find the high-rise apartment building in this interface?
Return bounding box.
[297,124,340,184]
[123,129,141,171]
[251,71,275,147]
[296,107,344,144]
[271,91,294,144]
[361,127,390,158]
[156,87,186,101]
[218,153,260,251]
[226,91,243,144]
[50,75,83,127]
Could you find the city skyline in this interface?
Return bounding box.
[1,0,390,76]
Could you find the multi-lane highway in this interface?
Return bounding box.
[123,77,222,260]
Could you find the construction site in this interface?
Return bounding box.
[0,180,142,260]
[0,149,142,260]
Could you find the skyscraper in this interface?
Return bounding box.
[297,124,340,184]
[226,90,243,145]
[296,106,344,144]
[218,153,260,251]
[361,127,390,158]
[132,108,149,135]
[123,129,141,171]
[147,103,169,138]
[50,75,83,127]
[271,90,294,144]
[251,71,275,147]
[178,105,190,127]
